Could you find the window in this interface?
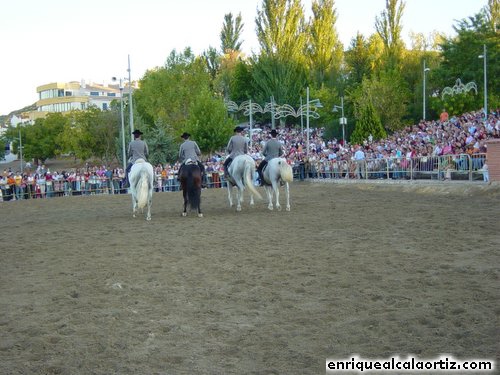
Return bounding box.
[90,91,99,96]
[107,93,116,97]
[102,103,108,110]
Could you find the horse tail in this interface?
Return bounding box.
[244,160,262,200]
[186,166,201,209]
[136,169,150,208]
[279,159,294,182]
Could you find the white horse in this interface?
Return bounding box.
[226,154,262,212]
[262,157,293,211]
[129,158,154,220]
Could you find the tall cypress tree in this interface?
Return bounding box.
[350,101,386,145]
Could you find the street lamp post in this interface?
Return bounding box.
[127,54,134,134]
[112,77,128,172]
[18,128,23,172]
[305,87,323,156]
[478,44,487,118]
[423,60,430,120]
[119,82,127,172]
[332,97,346,145]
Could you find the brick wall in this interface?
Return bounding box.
[486,139,500,181]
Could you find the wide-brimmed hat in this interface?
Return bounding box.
[180,132,191,139]
[234,126,244,132]
[132,129,143,136]
[270,129,278,137]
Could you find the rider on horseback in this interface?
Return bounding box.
[178,132,206,188]
[256,129,283,185]
[123,129,149,188]
[223,126,248,179]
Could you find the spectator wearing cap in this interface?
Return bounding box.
[223,126,248,176]
[178,132,206,187]
[123,129,149,188]
[256,128,283,185]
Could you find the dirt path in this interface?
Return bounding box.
[1,182,499,374]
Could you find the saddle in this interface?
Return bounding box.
[183,158,198,166]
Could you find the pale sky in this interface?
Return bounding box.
[0,0,486,115]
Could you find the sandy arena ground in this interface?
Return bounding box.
[0,179,499,374]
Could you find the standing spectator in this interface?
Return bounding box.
[440,109,449,123]
[354,145,366,179]
[14,171,23,200]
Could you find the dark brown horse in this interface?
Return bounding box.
[179,162,203,217]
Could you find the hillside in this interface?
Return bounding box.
[0,103,37,127]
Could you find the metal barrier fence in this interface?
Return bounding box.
[0,153,488,201]
[292,153,487,182]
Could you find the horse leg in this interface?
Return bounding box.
[197,194,203,218]
[227,184,233,208]
[236,187,242,211]
[284,182,290,211]
[273,182,281,211]
[146,194,152,221]
[266,186,274,210]
[132,199,137,218]
[182,190,188,216]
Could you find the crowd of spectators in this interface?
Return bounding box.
[1,109,498,201]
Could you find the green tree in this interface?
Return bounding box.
[306,0,343,88]
[145,124,178,165]
[59,108,119,164]
[374,0,405,71]
[185,89,235,155]
[433,6,499,114]
[0,137,5,160]
[134,48,212,135]
[350,101,386,145]
[344,33,372,87]
[351,70,410,131]
[220,12,244,53]
[203,46,221,84]
[256,0,307,62]
[228,59,255,103]
[251,55,307,108]
[11,113,67,164]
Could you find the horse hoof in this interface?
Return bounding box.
[182,212,187,217]
[286,206,291,211]
[198,213,203,218]
[268,205,273,211]
[146,217,151,221]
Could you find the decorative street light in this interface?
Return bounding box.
[423,60,430,120]
[112,77,128,172]
[127,54,134,134]
[332,97,346,145]
[225,94,322,155]
[305,87,323,156]
[478,44,487,118]
[18,128,23,172]
[240,99,265,149]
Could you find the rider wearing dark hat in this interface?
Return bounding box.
[223,126,248,177]
[257,128,283,185]
[178,132,206,187]
[123,129,149,188]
